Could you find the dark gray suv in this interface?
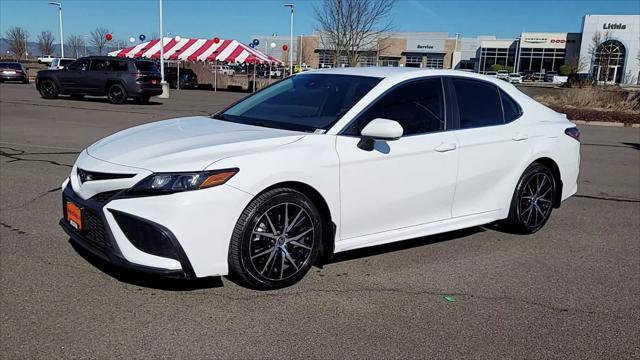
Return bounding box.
[36,56,162,104]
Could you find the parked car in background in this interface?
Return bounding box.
[164,67,198,89]
[508,73,523,84]
[0,62,29,84]
[485,71,497,77]
[217,65,235,75]
[544,71,558,82]
[496,70,509,80]
[49,58,76,70]
[36,56,162,104]
[37,55,54,64]
[522,71,535,81]
[59,68,580,290]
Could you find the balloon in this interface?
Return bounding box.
[174,35,181,42]
[252,39,259,46]
[282,44,288,51]
[249,43,255,48]
[105,33,113,41]
[270,42,276,48]
[213,37,220,44]
[129,37,135,43]
[139,34,146,41]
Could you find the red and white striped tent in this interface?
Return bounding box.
[108,37,284,65]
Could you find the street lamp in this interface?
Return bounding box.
[48,2,64,58]
[284,3,294,76]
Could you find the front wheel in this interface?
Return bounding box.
[505,163,556,234]
[107,83,127,104]
[228,188,322,290]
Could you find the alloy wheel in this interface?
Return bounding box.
[41,81,55,97]
[109,86,125,103]
[518,173,553,229]
[248,202,315,281]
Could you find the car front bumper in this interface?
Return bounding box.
[0,74,27,81]
[60,153,254,278]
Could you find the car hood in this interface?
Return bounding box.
[86,116,305,172]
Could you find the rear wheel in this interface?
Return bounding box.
[107,83,127,104]
[228,188,322,290]
[505,163,556,234]
[39,79,58,99]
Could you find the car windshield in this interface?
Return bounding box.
[135,61,159,72]
[0,63,21,69]
[215,74,382,132]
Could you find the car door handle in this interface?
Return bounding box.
[434,143,457,152]
[512,133,529,141]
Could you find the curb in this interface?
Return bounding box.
[573,120,640,128]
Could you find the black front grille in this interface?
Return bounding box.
[83,208,111,249]
[90,190,124,205]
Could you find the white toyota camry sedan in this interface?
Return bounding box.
[60,68,580,289]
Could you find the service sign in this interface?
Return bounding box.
[521,32,579,49]
[406,38,445,53]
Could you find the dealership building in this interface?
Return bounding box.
[254,14,639,84]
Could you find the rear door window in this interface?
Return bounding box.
[89,59,108,71]
[451,78,503,128]
[107,60,129,71]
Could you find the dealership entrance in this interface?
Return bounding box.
[592,40,626,84]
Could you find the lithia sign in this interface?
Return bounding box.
[603,23,627,30]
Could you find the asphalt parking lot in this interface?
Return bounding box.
[1,83,639,359]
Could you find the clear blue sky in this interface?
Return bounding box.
[1,0,639,43]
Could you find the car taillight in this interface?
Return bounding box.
[565,127,580,142]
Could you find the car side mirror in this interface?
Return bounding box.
[358,118,403,151]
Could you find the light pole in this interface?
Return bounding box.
[48,2,64,58]
[284,3,294,76]
[158,0,169,98]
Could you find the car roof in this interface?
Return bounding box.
[303,67,512,83]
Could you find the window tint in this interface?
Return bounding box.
[347,78,444,136]
[67,59,89,71]
[134,61,159,72]
[0,62,21,69]
[107,60,129,71]
[500,89,522,122]
[452,78,502,128]
[89,59,108,71]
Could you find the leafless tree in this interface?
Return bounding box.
[5,26,29,60]
[67,35,84,58]
[37,30,55,56]
[314,0,396,67]
[90,26,109,55]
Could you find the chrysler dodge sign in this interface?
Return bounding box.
[521,32,581,49]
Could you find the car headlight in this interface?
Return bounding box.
[129,168,238,195]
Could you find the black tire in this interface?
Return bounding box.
[504,163,556,234]
[228,188,322,290]
[107,83,127,104]
[137,95,150,104]
[69,94,84,100]
[39,79,58,99]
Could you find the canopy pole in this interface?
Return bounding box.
[214,59,218,93]
[252,62,256,92]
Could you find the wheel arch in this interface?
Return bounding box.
[531,157,563,208]
[105,79,125,93]
[256,181,336,261]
